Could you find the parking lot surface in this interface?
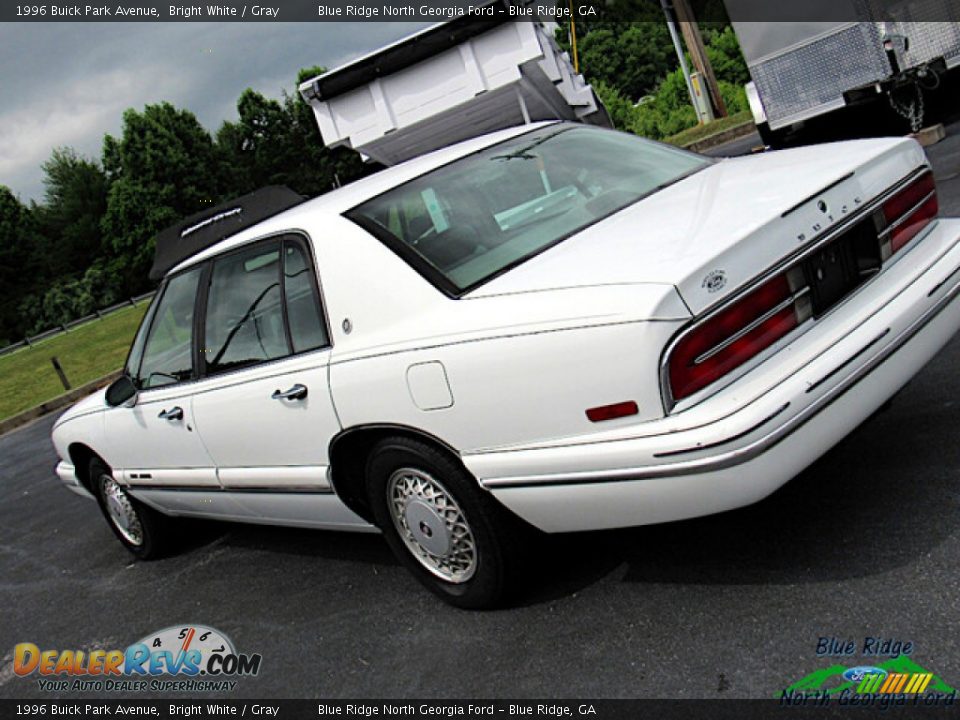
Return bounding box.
[2,122,960,699]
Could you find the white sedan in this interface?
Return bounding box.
[51,122,958,608]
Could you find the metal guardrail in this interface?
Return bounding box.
[0,291,155,358]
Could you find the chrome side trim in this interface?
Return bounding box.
[218,465,330,491]
[485,269,960,489]
[652,402,790,459]
[805,328,890,395]
[122,468,218,488]
[659,165,931,414]
[128,484,334,495]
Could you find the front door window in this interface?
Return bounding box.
[136,267,202,389]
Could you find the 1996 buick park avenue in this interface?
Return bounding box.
[51,123,958,607]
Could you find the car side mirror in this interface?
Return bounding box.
[105,374,138,408]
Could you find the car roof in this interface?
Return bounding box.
[168,121,557,276]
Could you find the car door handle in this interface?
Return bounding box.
[272,384,308,401]
[158,406,184,421]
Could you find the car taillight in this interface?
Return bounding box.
[666,169,936,408]
[880,171,938,256]
[667,269,811,403]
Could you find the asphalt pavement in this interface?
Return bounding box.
[2,123,960,700]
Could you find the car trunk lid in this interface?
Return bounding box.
[468,137,927,315]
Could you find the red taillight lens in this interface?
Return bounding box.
[668,273,802,402]
[882,172,938,254]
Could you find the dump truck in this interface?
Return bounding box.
[298,5,611,166]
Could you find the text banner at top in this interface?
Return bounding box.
[4,0,960,22]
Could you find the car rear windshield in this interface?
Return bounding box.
[345,124,709,295]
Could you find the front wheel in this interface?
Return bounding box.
[90,457,170,560]
[366,438,526,609]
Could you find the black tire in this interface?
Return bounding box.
[365,437,528,609]
[89,457,170,560]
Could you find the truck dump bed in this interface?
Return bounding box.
[298,12,611,166]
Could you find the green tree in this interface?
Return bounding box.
[34,148,109,281]
[100,102,225,293]
[219,88,289,191]
[591,80,637,131]
[216,67,369,198]
[0,188,40,343]
[704,26,749,86]
[577,23,674,102]
[629,66,748,140]
[629,68,698,139]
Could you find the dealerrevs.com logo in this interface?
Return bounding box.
[14,625,262,693]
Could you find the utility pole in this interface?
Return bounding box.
[659,0,705,124]
[568,0,579,73]
[672,0,728,118]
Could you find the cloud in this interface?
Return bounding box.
[0,22,430,201]
[0,64,196,201]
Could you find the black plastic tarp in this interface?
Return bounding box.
[149,186,306,280]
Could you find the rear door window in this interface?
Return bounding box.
[283,239,328,353]
[203,240,288,376]
[201,235,330,377]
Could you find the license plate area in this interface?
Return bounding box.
[802,218,881,318]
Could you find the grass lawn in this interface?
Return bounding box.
[664,110,753,148]
[0,303,149,422]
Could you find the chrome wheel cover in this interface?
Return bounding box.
[387,468,477,583]
[99,474,144,547]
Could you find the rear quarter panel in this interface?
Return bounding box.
[328,318,684,452]
[307,212,693,454]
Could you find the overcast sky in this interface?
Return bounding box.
[0,22,432,202]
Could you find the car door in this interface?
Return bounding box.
[188,234,353,525]
[101,265,218,490]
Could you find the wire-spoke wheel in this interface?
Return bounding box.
[90,457,170,560]
[99,474,144,547]
[387,468,478,583]
[367,437,529,609]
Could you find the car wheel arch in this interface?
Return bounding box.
[328,424,467,525]
[68,443,102,494]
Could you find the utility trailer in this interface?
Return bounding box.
[298,5,611,167]
[727,0,960,145]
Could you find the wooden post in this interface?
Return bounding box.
[672,0,728,118]
[51,356,71,391]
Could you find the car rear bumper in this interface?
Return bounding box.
[463,218,960,533]
[56,461,93,499]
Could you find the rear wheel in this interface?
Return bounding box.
[90,457,169,560]
[365,437,526,609]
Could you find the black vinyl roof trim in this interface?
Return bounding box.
[149,186,306,280]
